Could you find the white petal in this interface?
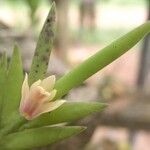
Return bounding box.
[21,73,29,100]
[20,73,29,111]
[41,100,66,113]
[29,86,50,102]
[30,79,41,90]
[28,100,66,120]
[40,75,56,92]
[32,100,66,118]
[49,89,57,101]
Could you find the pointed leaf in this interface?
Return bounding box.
[0,52,7,102]
[1,45,23,127]
[54,21,150,99]
[21,102,106,129]
[0,53,7,74]
[0,53,7,124]
[0,126,85,149]
[29,2,56,85]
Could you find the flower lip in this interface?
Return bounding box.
[19,73,66,120]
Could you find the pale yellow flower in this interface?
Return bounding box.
[19,73,66,120]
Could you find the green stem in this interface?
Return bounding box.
[54,21,150,99]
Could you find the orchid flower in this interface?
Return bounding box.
[19,73,66,120]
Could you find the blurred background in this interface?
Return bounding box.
[0,0,150,149]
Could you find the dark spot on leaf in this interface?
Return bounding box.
[43,70,46,75]
[41,55,49,62]
[36,64,39,67]
[47,19,50,23]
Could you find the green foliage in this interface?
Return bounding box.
[25,0,40,15]
[103,0,145,6]
[0,126,85,149]
[54,21,150,99]
[29,2,56,85]
[72,28,129,45]
[0,45,23,127]
[25,0,41,24]
[0,2,150,149]
[20,102,107,129]
[0,53,7,123]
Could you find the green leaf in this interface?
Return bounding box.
[0,53,7,72]
[0,126,85,149]
[0,53,7,101]
[21,102,106,129]
[0,53,7,124]
[29,2,56,85]
[1,45,23,127]
[25,0,40,14]
[54,21,150,99]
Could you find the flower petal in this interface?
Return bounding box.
[29,86,51,102]
[49,89,57,101]
[32,100,66,119]
[40,75,55,92]
[20,73,30,114]
[19,74,59,120]
[30,79,41,90]
[41,100,66,113]
[20,86,52,120]
[21,73,29,98]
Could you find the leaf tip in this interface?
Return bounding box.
[13,43,21,55]
[51,1,56,10]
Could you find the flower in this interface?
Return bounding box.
[19,73,66,120]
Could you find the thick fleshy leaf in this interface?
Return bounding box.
[0,53,7,124]
[0,126,85,149]
[0,53,7,76]
[21,102,106,129]
[1,45,23,127]
[54,21,150,99]
[29,2,56,85]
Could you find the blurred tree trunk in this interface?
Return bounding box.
[131,0,150,149]
[79,0,96,30]
[137,0,150,91]
[51,0,69,62]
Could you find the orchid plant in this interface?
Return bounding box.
[0,2,150,149]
